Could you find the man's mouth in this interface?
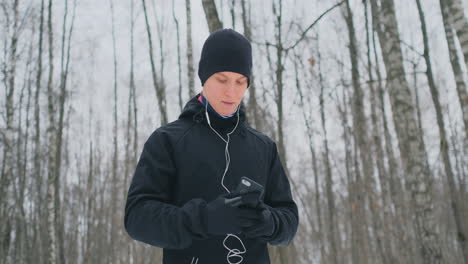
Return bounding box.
[222,101,234,105]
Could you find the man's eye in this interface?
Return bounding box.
[218,79,227,83]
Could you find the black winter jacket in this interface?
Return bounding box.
[124,93,299,264]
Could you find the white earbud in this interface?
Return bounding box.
[205,109,211,126]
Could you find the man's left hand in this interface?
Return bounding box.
[241,202,275,241]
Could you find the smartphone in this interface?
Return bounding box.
[225,176,265,207]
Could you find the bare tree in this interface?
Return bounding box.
[0,0,19,262]
[363,0,399,262]
[201,0,223,32]
[334,69,355,264]
[32,0,46,262]
[109,0,119,261]
[185,0,195,97]
[45,0,58,262]
[439,0,468,171]
[141,0,168,125]
[443,0,468,70]
[172,0,183,111]
[318,46,340,264]
[12,20,35,263]
[56,1,76,262]
[241,0,261,130]
[344,1,391,262]
[368,2,417,261]
[229,0,236,30]
[369,0,443,262]
[416,0,468,262]
[293,50,326,263]
[271,0,288,170]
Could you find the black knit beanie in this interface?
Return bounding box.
[198,28,252,87]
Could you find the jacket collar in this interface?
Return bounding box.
[178,93,248,136]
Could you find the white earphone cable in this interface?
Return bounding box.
[205,101,245,264]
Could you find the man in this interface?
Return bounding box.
[124,28,299,264]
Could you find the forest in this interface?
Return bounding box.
[1,0,468,263]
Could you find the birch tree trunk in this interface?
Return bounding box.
[56,1,76,262]
[0,0,19,261]
[241,0,260,130]
[109,0,119,261]
[201,0,223,32]
[369,0,443,262]
[172,0,183,112]
[126,0,138,185]
[83,140,94,264]
[416,0,468,262]
[33,0,46,262]
[444,0,468,70]
[154,4,168,125]
[23,41,34,264]
[294,51,326,263]
[364,1,398,261]
[343,1,389,262]
[272,0,288,171]
[46,0,58,262]
[12,31,30,263]
[439,0,468,175]
[229,0,236,30]
[319,49,340,264]
[370,4,417,262]
[336,79,356,264]
[185,0,195,97]
[272,3,297,262]
[141,0,168,125]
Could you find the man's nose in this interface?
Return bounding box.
[224,82,236,96]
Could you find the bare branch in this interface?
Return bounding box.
[285,1,344,51]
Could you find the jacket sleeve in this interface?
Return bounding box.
[124,130,208,249]
[263,142,299,246]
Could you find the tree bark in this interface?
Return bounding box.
[416,0,468,262]
[172,0,183,112]
[185,0,195,97]
[0,0,19,261]
[444,0,468,70]
[344,1,389,262]
[241,0,261,131]
[141,0,168,125]
[229,0,236,30]
[336,80,357,264]
[369,0,443,262]
[32,0,46,262]
[364,0,398,262]
[109,0,119,262]
[12,32,32,263]
[46,0,58,262]
[370,3,416,262]
[293,51,326,262]
[272,0,288,171]
[439,0,468,176]
[269,2,296,262]
[319,48,340,264]
[201,0,223,32]
[55,1,76,263]
[22,42,34,264]
[84,140,94,264]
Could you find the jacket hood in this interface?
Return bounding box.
[178,93,248,131]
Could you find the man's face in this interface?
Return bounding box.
[202,71,248,116]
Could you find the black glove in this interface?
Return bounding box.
[242,201,275,241]
[203,191,264,236]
